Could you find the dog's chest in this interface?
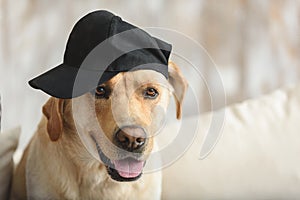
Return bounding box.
[77,180,142,200]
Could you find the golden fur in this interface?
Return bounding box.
[10,62,187,200]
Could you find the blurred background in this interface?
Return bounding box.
[0,0,299,149]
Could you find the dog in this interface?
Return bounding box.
[10,62,187,200]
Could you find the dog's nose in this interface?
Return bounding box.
[115,127,146,151]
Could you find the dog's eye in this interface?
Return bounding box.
[144,88,159,99]
[95,86,106,98]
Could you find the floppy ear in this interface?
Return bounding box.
[168,61,188,119]
[42,97,64,141]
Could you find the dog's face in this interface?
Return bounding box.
[42,62,187,182]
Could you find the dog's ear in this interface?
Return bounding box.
[168,61,188,119]
[42,97,64,141]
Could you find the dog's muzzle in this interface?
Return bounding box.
[91,126,147,182]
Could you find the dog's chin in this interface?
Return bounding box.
[92,137,145,182]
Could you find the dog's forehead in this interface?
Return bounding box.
[110,70,169,87]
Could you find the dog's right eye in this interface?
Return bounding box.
[143,87,159,99]
[95,86,107,98]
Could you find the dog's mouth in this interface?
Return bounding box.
[92,135,144,182]
[112,158,144,179]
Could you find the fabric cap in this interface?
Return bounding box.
[29,10,172,98]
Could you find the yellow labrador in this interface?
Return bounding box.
[10,62,187,200]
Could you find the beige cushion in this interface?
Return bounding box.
[0,127,21,200]
[162,84,300,199]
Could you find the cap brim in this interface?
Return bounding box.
[29,64,117,99]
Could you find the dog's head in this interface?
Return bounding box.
[42,62,187,182]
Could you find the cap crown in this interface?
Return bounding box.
[63,10,171,76]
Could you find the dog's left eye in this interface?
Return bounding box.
[95,86,107,98]
[144,87,159,99]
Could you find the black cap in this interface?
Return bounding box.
[29,10,172,98]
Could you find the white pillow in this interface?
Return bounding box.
[162,84,300,199]
[0,127,21,200]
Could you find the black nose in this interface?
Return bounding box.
[115,127,146,151]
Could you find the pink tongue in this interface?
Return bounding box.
[113,158,144,178]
